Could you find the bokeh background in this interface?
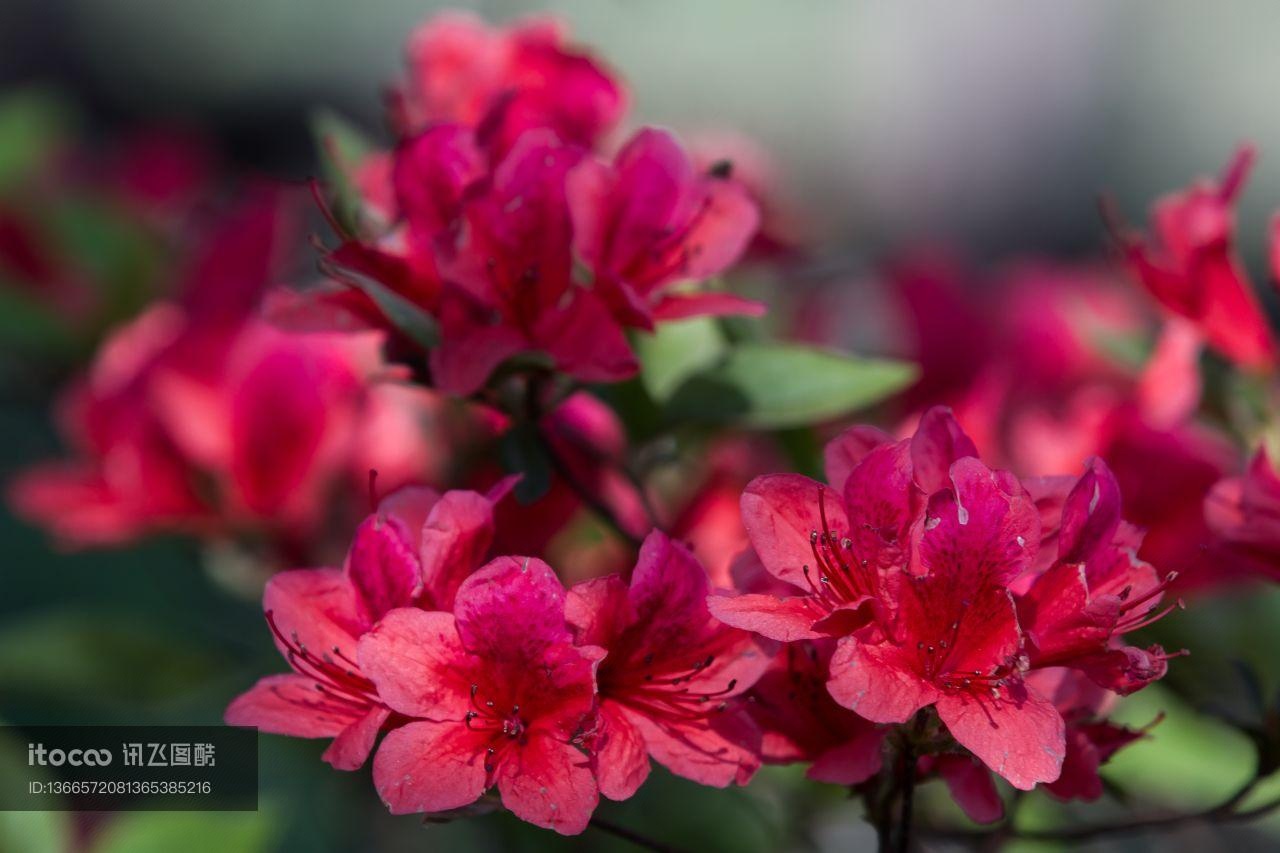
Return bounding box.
[3,1,1280,851]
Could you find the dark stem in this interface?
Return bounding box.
[921,767,1280,845]
[588,816,687,853]
[523,373,644,549]
[896,737,917,853]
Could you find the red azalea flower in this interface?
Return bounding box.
[565,531,771,800]
[310,125,486,339]
[919,665,1156,824]
[1112,144,1276,370]
[1028,668,1156,803]
[746,641,887,786]
[706,412,938,643]
[1207,448,1280,581]
[358,557,603,835]
[7,192,443,547]
[223,483,508,768]
[826,454,1063,791]
[390,12,626,157]
[568,127,763,329]
[316,125,762,394]
[713,408,1073,790]
[1017,458,1184,694]
[432,130,636,394]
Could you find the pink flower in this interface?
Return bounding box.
[315,125,486,339]
[1028,668,1155,803]
[1207,448,1280,582]
[712,408,1083,790]
[390,12,626,157]
[568,128,763,329]
[223,483,508,769]
[705,414,916,644]
[1016,458,1184,694]
[746,641,887,786]
[358,557,603,835]
[917,666,1155,823]
[826,455,1063,791]
[1113,145,1276,370]
[431,130,636,394]
[7,193,442,548]
[565,531,771,800]
[317,124,763,394]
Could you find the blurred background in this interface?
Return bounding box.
[3,1,1280,851]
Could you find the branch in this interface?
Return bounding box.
[539,428,644,549]
[921,770,1280,846]
[522,372,645,549]
[588,816,689,853]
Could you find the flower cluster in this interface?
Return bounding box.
[710,407,1176,808]
[7,192,442,551]
[29,8,1280,848]
[310,12,763,394]
[227,484,770,834]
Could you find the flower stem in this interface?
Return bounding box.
[896,736,917,853]
[588,816,687,853]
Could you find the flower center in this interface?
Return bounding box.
[799,485,877,608]
[607,651,739,723]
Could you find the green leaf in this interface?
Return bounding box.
[0,812,71,853]
[634,316,727,402]
[49,198,163,328]
[0,611,225,707]
[0,282,74,352]
[310,108,376,235]
[666,343,917,429]
[0,90,73,192]
[91,810,277,853]
[335,266,440,350]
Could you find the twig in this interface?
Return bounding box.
[588,816,689,853]
[896,737,917,853]
[920,769,1280,846]
[540,429,644,549]
[523,373,644,549]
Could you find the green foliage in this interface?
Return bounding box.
[0,611,227,708]
[0,89,72,192]
[334,267,439,349]
[310,108,376,237]
[91,810,278,853]
[638,316,916,429]
[665,342,917,429]
[635,316,729,402]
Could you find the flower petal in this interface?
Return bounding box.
[322,706,392,771]
[936,754,1004,824]
[741,473,845,589]
[346,515,422,620]
[935,681,1065,791]
[372,719,488,815]
[807,727,887,785]
[453,556,574,660]
[357,608,471,719]
[419,488,499,611]
[594,702,651,801]
[706,592,823,642]
[827,640,939,724]
[224,673,357,738]
[824,424,893,496]
[497,732,599,835]
[910,406,978,494]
